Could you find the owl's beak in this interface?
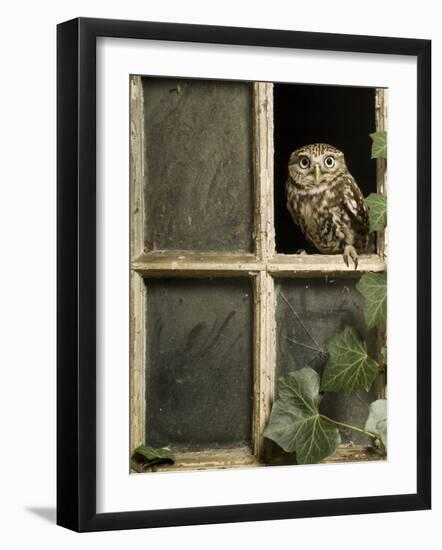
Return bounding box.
[314,164,322,184]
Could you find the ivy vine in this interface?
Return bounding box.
[131,445,176,472]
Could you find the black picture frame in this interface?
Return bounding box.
[57,17,431,532]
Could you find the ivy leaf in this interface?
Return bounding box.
[366,193,387,232]
[132,445,175,467]
[370,130,387,159]
[356,272,387,329]
[322,326,379,395]
[365,399,387,446]
[380,345,387,365]
[264,368,341,464]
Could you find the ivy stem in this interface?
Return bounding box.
[319,414,378,439]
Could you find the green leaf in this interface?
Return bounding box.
[356,272,387,329]
[370,130,387,159]
[365,399,387,446]
[132,445,175,467]
[322,326,379,395]
[264,368,341,464]
[366,193,387,232]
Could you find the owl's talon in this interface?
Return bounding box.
[296,248,307,255]
[343,245,359,270]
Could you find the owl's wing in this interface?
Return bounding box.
[342,175,369,233]
[285,177,299,226]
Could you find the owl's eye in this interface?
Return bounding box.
[324,156,335,168]
[299,156,310,169]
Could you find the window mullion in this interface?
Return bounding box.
[253,270,276,459]
[130,75,145,260]
[130,270,146,453]
[254,82,275,261]
[375,88,388,258]
[253,82,276,459]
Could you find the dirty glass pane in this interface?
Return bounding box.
[142,77,254,252]
[145,278,253,451]
[275,277,379,444]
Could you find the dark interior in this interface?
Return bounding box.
[274,83,378,254]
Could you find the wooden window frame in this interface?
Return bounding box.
[130,76,387,471]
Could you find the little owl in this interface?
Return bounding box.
[286,143,369,269]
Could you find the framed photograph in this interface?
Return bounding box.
[57,17,431,532]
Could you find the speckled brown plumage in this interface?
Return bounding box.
[286,143,369,268]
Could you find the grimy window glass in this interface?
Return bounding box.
[275,277,379,444]
[145,278,254,451]
[142,78,254,253]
